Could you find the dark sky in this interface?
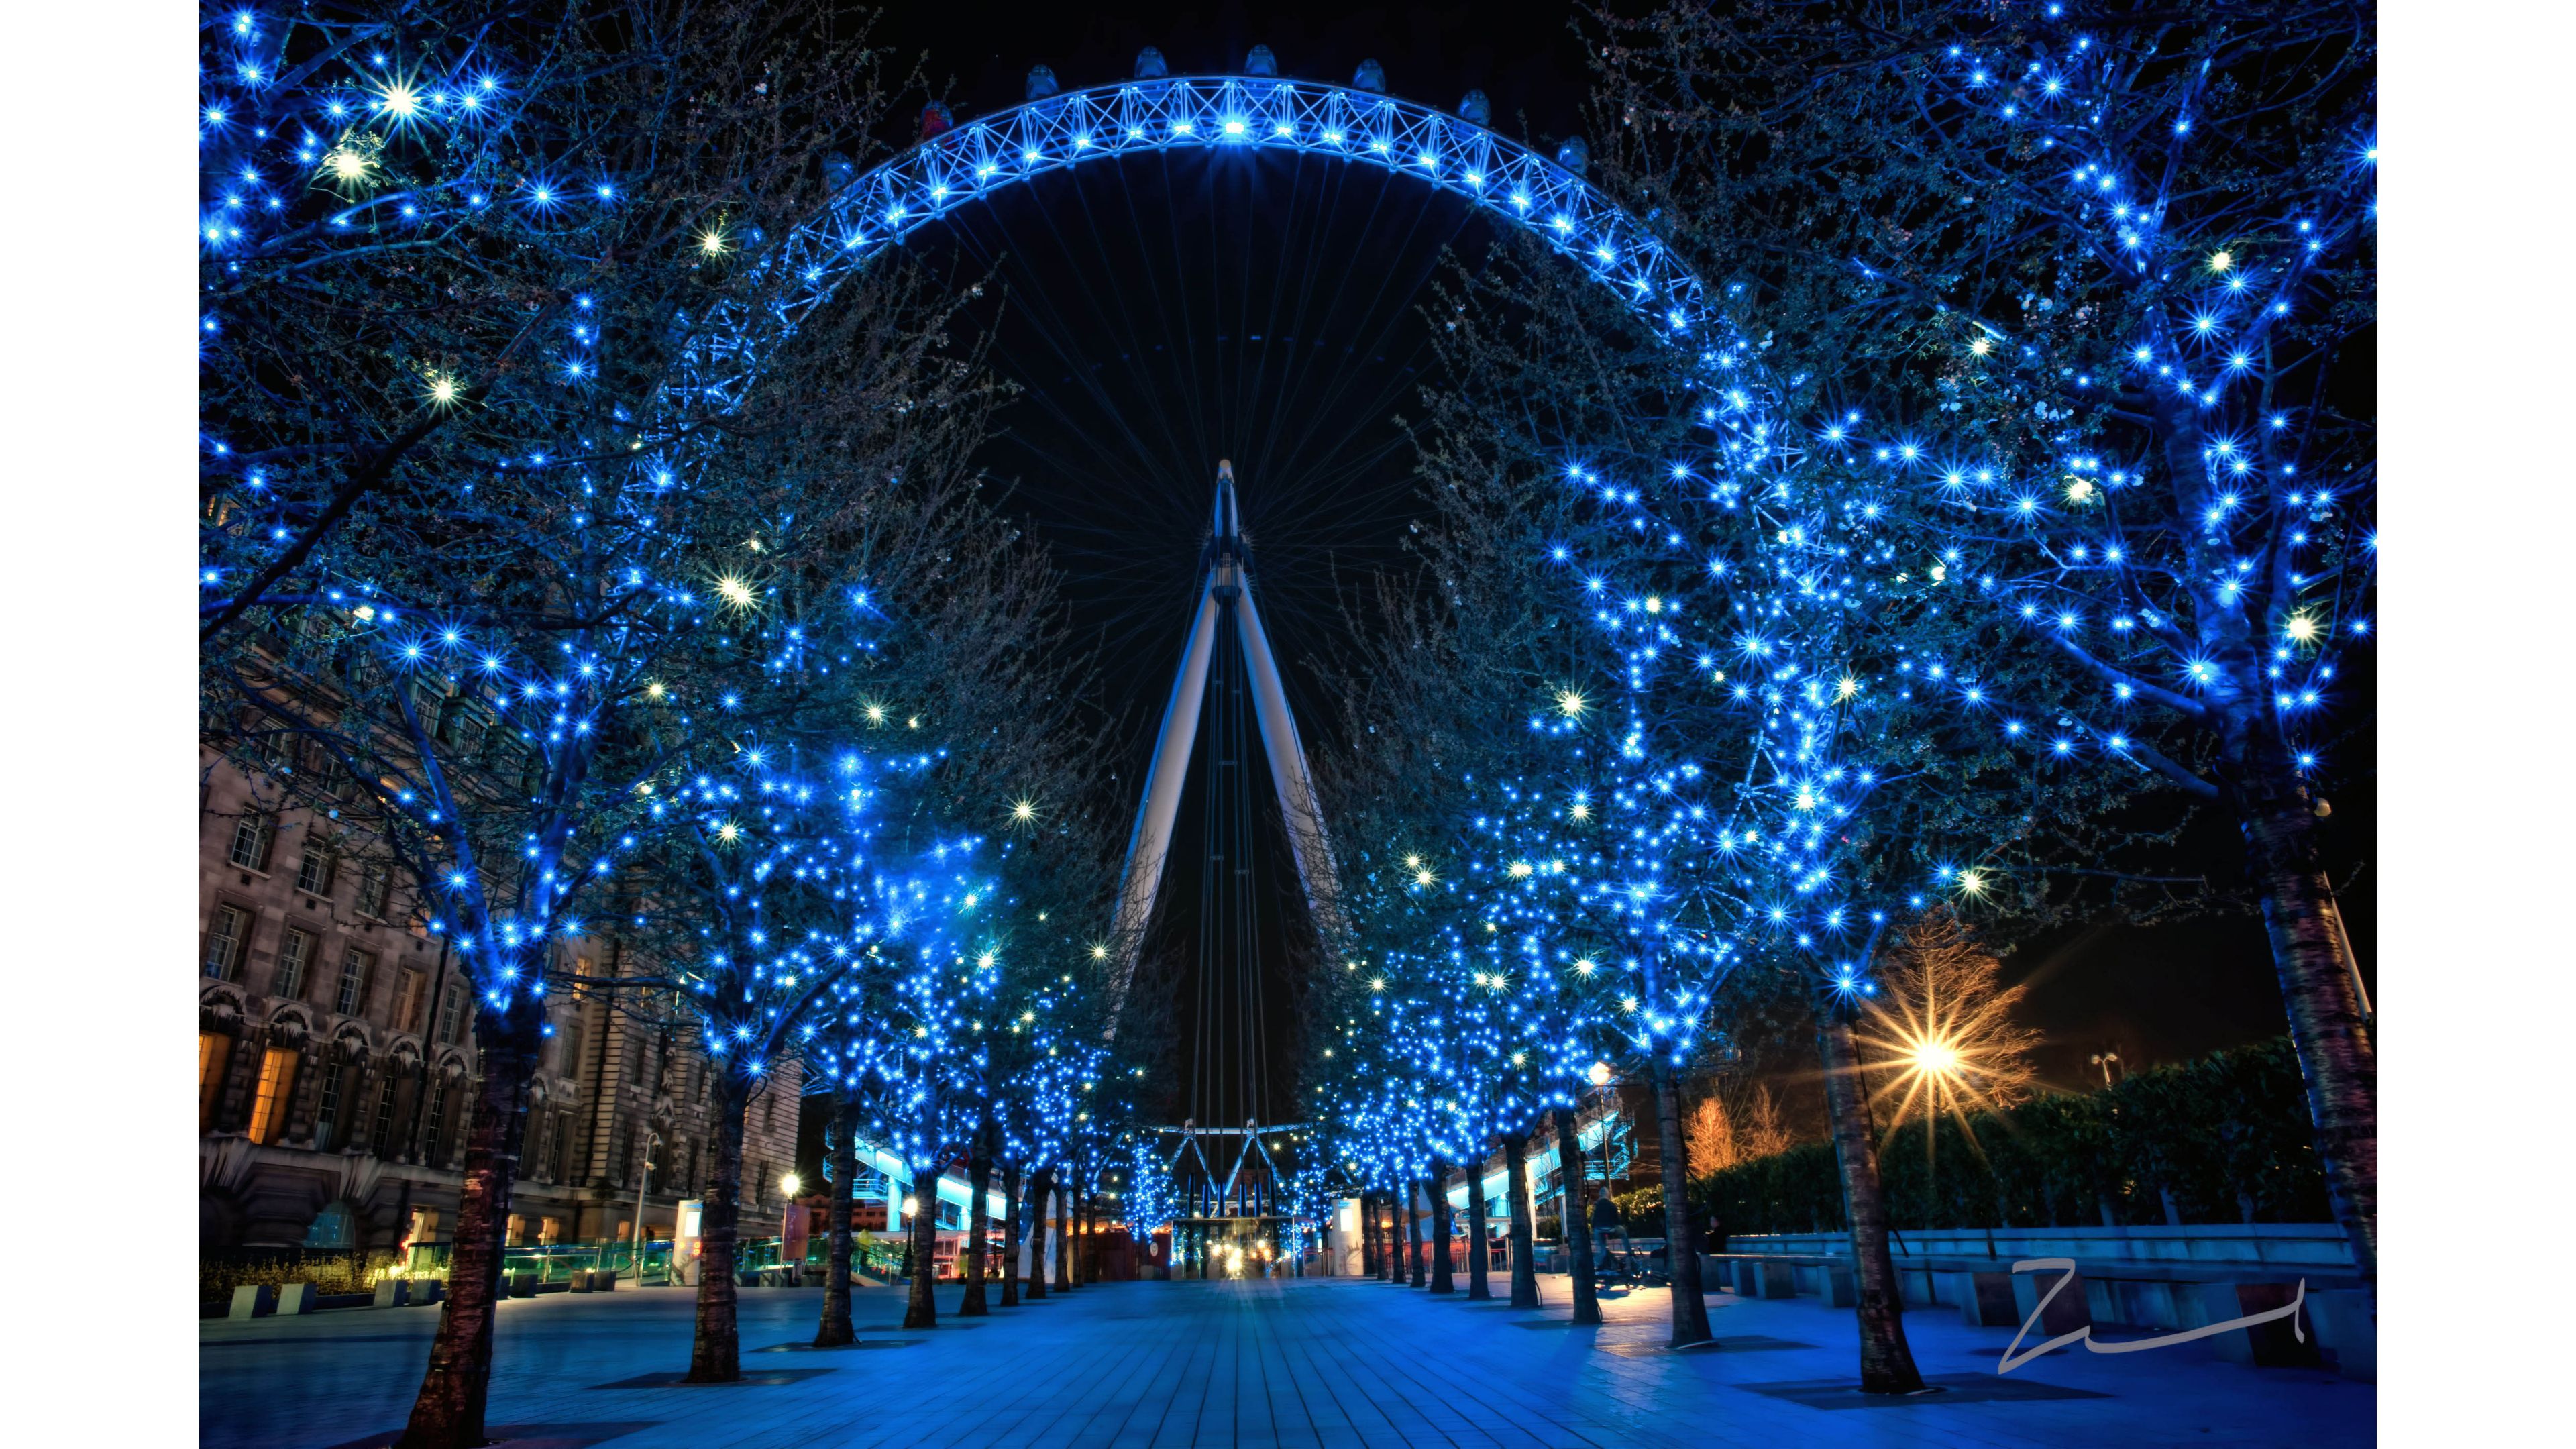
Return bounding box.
[833,1,2375,1118]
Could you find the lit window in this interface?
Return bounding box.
[247,1045,299,1144]
[199,1032,235,1133]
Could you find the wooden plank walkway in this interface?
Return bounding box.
[199,1273,2370,1448]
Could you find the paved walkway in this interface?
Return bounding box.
[199,1274,2370,1448]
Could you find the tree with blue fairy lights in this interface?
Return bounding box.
[197,3,1042,1439]
[1585,0,2379,1288]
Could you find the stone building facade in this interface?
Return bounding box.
[198,751,800,1252]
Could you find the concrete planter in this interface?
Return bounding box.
[2306,1289,2375,1381]
[1949,1270,2021,1328]
[2191,1282,2320,1368]
[2011,1267,2090,1336]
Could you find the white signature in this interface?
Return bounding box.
[1998,1257,2306,1375]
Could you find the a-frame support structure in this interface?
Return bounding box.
[1103,460,1344,1030]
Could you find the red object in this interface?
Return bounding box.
[918,103,954,142]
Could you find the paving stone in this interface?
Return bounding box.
[203,1273,2370,1448]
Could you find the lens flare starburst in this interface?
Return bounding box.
[1856,914,2039,1148]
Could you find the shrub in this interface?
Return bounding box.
[1693,1037,2330,1235]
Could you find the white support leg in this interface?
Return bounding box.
[1234,584,1347,950]
[1106,572,1223,1024]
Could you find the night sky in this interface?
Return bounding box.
[830,1,2376,1118]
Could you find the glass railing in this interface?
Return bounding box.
[394,1234,915,1286]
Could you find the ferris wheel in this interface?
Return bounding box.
[677,46,1770,1134]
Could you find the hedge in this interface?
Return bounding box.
[1666,1036,2332,1238]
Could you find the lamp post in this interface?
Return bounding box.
[1585,1062,1623,1263]
[781,1172,803,1280]
[629,1129,660,1284]
[2090,1051,2122,1087]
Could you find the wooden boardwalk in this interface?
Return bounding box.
[199,1273,2370,1448]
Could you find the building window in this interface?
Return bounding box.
[422,1077,452,1165]
[272,928,315,999]
[505,1214,524,1246]
[557,1020,584,1079]
[335,947,376,1016]
[392,969,426,1033]
[246,1046,299,1144]
[355,862,389,918]
[304,1201,355,1250]
[370,1073,400,1156]
[294,847,336,898]
[229,816,275,872]
[539,1216,564,1246]
[437,987,466,1044]
[199,1032,235,1134]
[549,1112,572,1181]
[313,1061,345,1152]
[204,904,250,980]
[610,1124,630,1189]
[529,1112,555,1181]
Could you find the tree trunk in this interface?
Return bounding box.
[1382,1193,1401,1281]
[2235,767,2377,1285]
[1428,1161,1455,1293]
[1053,1175,1072,1291]
[394,1041,537,1448]
[683,1075,751,1382]
[812,1097,857,1346]
[1647,1055,1713,1347]
[960,1127,991,1316]
[1504,1132,1540,1309]
[1406,1181,1427,1287]
[1023,1165,1053,1299]
[1000,1160,1023,1306]
[1817,1006,1925,1393]
[902,1160,941,1329]
[1554,1110,1601,1325]
[1464,1157,1492,1299]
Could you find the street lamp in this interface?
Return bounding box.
[2090,1051,2121,1087]
[629,1130,661,1284]
[781,1170,802,1259]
